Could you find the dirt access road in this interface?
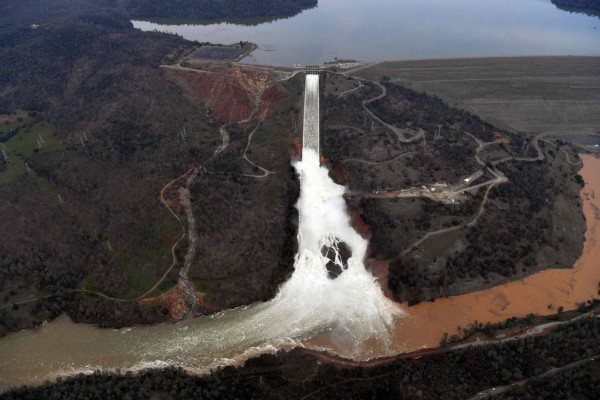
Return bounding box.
[350,56,600,135]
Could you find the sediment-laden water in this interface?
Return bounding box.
[0,76,599,392]
[0,74,401,391]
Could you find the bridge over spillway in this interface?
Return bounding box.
[293,64,323,74]
[302,71,320,157]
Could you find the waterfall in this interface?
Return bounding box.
[0,73,403,391]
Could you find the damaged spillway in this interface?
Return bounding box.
[290,72,401,345]
[0,73,402,391]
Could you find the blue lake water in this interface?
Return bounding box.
[133,0,600,66]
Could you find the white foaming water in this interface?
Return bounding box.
[280,148,402,347]
[181,73,403,352]
[273,74,401,349]
[141,74,401,359]
[0,74,402,391]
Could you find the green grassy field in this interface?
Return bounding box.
[0,121,22,135]
[0,120,62,184]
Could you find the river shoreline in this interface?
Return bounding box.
[0,148,598,392]
[404,154,600,346]
[307,153,600,359]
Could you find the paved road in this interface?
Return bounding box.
[335,70,424,143]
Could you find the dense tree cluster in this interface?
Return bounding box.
[445,162,550,276]
[321,76,584,305]
[496,363,600,400]
[388,156,579,303]
[0,367,255,400]
[0,7,196,333]
[123,0,318,19]
[552,0,600,12]
[0,0,302,334]
[187,127,299,308]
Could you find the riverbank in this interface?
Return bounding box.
[308,154,600,358]
[0,155,598,391]
[405,154,600,347]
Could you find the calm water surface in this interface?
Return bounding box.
[133,0,600,66]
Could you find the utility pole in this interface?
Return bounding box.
[37,134,45,150]
[57,194,64,204]
[434,125,442,140]
[0,147,8,163]
[180,125,187,142]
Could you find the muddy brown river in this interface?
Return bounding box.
[0,155,599,391]
[403,154,600,346]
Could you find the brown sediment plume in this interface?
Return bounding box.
[391,153,600,351]
[308,154,600,357]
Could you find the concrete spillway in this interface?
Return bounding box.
[302,73,320,155]
[0,71,402,392]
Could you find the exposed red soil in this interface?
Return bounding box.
[291,138,302,160]
[139,283,217,320]
[348,207,372,237]
[139,284,190,320]
[256,85,285,121]
[197,292,219,314]
[142,66,288,319]
[164,65,283,125]
[329,163,349,185]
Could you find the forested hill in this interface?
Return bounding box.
[0,0,303,335]
[552,0,600,12]
[121,0,318,19]
[0,0,318,26]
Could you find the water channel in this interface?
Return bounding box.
[0,71,599,390]
[2,1,600,389]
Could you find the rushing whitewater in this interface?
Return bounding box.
[0,73,401,390]
[148,73,402,355]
